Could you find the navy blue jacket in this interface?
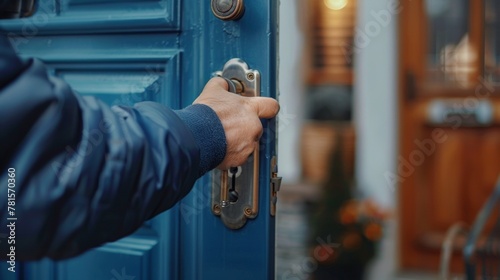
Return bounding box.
[0,34,226,260]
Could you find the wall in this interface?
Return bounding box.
[278,0,304,184]
[354,0,399,278]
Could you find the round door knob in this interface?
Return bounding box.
[211,0,245,21]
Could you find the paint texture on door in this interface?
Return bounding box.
[1,1,181,279]
[0,0,278,279]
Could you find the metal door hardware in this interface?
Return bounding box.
[211,58,260,229]
[427,99,494,127]
[211,0,245,21]
[270,156,282,217]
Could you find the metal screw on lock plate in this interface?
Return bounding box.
[211,0,245,21]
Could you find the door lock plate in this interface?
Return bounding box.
[211,58,260,230]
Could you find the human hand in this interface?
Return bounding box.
[194,77,279,170]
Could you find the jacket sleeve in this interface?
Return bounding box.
[0,35,226,260]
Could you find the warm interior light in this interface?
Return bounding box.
[324,0,348,10]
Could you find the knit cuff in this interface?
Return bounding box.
[174,104,226,176]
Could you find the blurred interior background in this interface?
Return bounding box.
[276,0,500,279]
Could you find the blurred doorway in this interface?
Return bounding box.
[399,0,500,273]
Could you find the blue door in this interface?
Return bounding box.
[0,0,278,279]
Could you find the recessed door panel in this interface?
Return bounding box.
[0,0,278,279]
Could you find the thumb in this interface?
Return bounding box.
[250,97,280,119]
[205,77,229,91]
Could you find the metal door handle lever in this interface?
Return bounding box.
[211,58,260,230]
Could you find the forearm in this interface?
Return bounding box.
[0,37,226,260]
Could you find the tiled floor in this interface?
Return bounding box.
[275,183,441,280]
[276,183,320,280]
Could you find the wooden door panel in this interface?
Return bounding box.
[477,130,500,193]
[16,36,180,280]
[470,129,500,230]
[1,0,278,279]
[402,105,500,271]
[399,0,500,272]
[1,1,182,279]
[423,129,466,232]
[417,127,500,234]
[46,39,178,280]
[56,234,157,280]
[0,0,178,34]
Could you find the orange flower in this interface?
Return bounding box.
[364,222,383,241]
[339,200,358,224]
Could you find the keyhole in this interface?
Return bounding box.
[229,167,239,203]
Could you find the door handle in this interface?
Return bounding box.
[211,58,260,230]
